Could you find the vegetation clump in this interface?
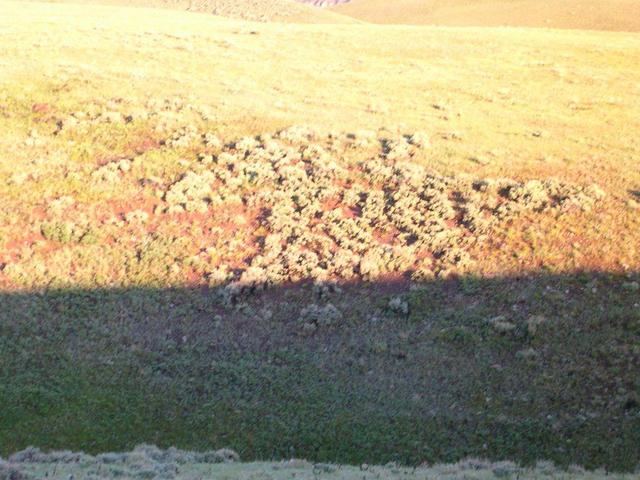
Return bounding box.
[2,448,633,479]
[91,159,132,183]
[163,170,218,213]
[388,296,409,315]
[1,112,608,294]
[298,303,343,333]
[142,125,605,303]
[5,445,239,480]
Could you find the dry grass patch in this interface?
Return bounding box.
[332,0,640,31]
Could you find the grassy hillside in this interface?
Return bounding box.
[332,0,640,31]
[18,0,359,23]
[1,0,639,472]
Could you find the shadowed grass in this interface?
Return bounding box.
[1,272,639,470]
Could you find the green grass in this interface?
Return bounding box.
[2,273,639,471]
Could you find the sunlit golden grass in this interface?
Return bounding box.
[332,0,640,31]
[1,0,639,291]
[18,0,360,22]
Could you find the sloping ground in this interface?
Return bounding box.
[19,0,358,22]
[300,0,350,6]
[331,0,640,31]
[1,0,640,472]
[1,446,631,480]
[2,1,639,280]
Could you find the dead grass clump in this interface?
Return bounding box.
[199,448,240,463]
[46,196,75,216]
[163,170,217,213]
[96,453,128,464]
[24,129,44,148]
[502,179,606,214]
[91,159,132,183]
[130,445,239,465]
[381,137,412,161]
[388,296,409,315]
[163,125,200,148]
[277,125,319,144]
[487,315,517,334]
[98,111,124,124]
[91,444,239,478]
[7,448,45,464]
[9,448,91,464]
[39,220,96,244]
[40,221,76,243]
[125,210,150,224]
[408,131,430,149]
[0,462,31,480]
[298,303,342,333]
[526,315,547,336]
[7,172,29,186]
[516,348,540,362]
[203,132,222,149]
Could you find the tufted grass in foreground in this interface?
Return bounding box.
[2,445,638,480]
